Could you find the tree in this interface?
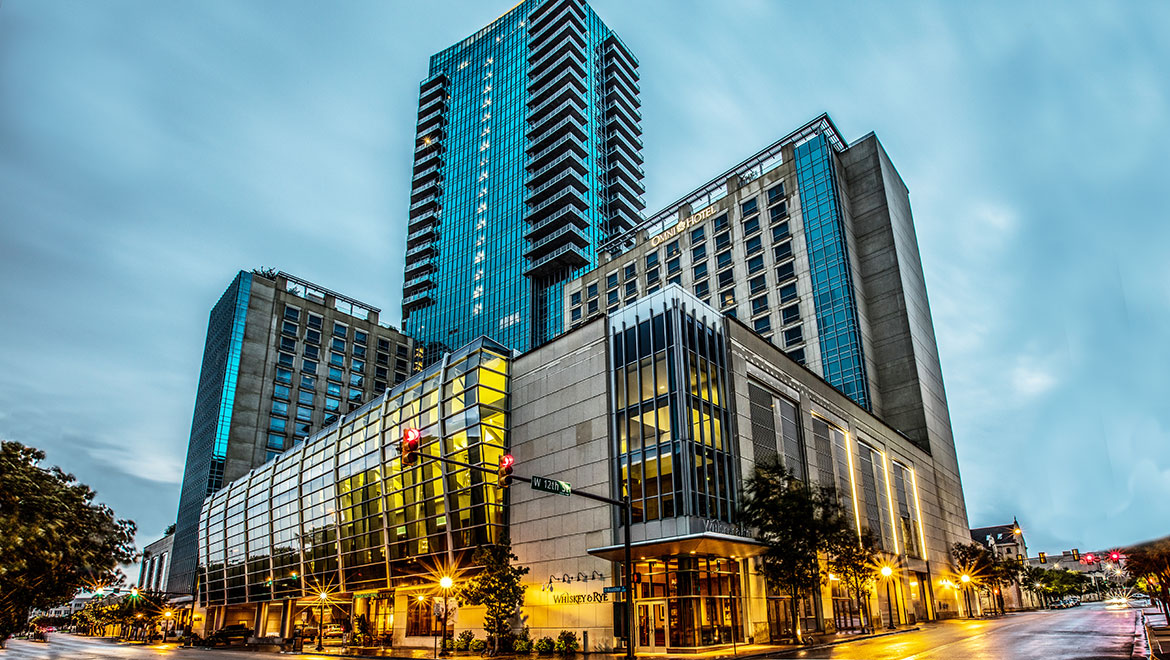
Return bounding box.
[1126,541,1170,620]
[827,528,880,633]
[950,542,997,615]
[1019,565,1048,608]
[0,441,137,642]
[740,457,850,643]
[458,536,529,655]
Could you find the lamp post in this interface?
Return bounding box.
[438,576,453,658]
[880,566,896,630]
[960,573,972,617]
[163,610,173,642]
[316,592,328,652]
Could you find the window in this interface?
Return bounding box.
[646,267,660,284]
[716,251,732,271]
[271,401,289,417]
[772,222,790,242]
[624,281,637,297]
[330,352,345,367]
[624,263,637,280]
[713,213,729,232]
[348,387,362,402]
[715,231,731,251]
[745,235,763,256]
[281,320,297,336]
[691,226,706,243]
[749,275,766,294]
[667,257,681,275]
[302,359,318,375]
[332,337,346,352]
[298,390,314,406]
[693,262,708,280]
[775,261,796,282]
[646,252,660,269]
[692,244,707,261]
[333,322,347,338]
[276,368,292,385]
[396,345,408,358]
[304,345,320,360]
[269,416,286,433]
[770,201,789,222]
[295,422,310,437]
[781,304,800,326]
[375,366,388,380]
[353,344,366,359]
[721,290,736,308]
[349,374,364,388]
[665,240,680,257]
[325,397,341,412]
[378,338,390,351]
[751,295,769,316]
[779,283,798,303]
[375,380,387,392]
[376,352,389,366]
[277,352,295,368]
[607,290,619,306]
[717,269,735,289]
[695,280,710,297]
[587,282,598,298]
[774,240,793,262]
[570,291,581,306]
[748,255,765,274]
[788,347,805,364]
[296,405,312,421]
[352,359,365,373]
[307,313,323,330]
[741,197,758,216]
[284,306,300,321]
[571,307,582,321]
[327,381,342,397]
[328,367,344,382]
[587,300,599,315]
[744,216,761,236]
[305,328,321,344]
[280,336,296,352]
[783,326,804,347]
[301,374,317,390]
[767,182,785,205]
[667,275,682,286]
[753,316,772,334]
[273,384,290,401]
[606,272,619,290]
[354,330,367,345]
[266,434,284,451]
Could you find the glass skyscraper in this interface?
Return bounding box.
[403,0,643,364]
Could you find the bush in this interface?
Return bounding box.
[514,638,533,653]
[470,639,487,652]
[455,630,475,651]
[534,636,555,655]
[554,630,579,655]
[445,638,455,652]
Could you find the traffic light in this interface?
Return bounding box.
[1038,552,1047,564]
[1071,549,1080,561]
[1085,553,1096,563]
[401,427,420,467]
[633,572,643,584]
[1110,552,1121,562]
[1017,554,1025,565]
[498,454,515,489]
[130,587,139,598]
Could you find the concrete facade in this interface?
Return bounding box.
[138,533,175,594]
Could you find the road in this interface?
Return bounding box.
[771,602,1145,660]
[0,603,1148,659]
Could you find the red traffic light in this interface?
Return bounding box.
[498,454,515,488]
[401,428,421,466]
[1085,553,1095,563]
[1110,552,1121,561]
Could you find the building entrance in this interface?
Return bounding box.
[636,601,668,651]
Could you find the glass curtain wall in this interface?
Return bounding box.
[199,338,511,608]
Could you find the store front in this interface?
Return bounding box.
[627,555,745,651]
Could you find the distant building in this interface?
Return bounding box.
[970,519,1033,609]
[138,533,174,593]
[402,0,645,362]
[29,596,91,621]
[169,270,413,595]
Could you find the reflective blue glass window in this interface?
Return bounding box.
[275,368,292,385]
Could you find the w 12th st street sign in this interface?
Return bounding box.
[531,476,572,496]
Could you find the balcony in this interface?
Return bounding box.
[407,206,440,232]
[418,79,446,106]
[524,243,590,277]
[606,128,644,153]
[524,224,589,259]
[604,38,637,69]
[529,47,587,88]
[605,113,642,145]
[408,196,440,219]
[529,0,585,40]
[606,159,643,187]
[416,112,445,135]
[413,149,442,173]
[527,187,587,221]
[605,174,646,199]
[529,67,587,107]
[402,289,435,312]
[405,223,438,248]
[418,93,445,116]
[606,191,645,218]
[605,212,637,235]
[528,37,584,73]
[528,94,586,127]
[604,71,640,97]
[528,0,583,28]
[524,205,590,241]
[605,99,642,125]
[402,273,435,297]
[526,134,586,167]
[410,181,442,205]
[530,20,586,61]
[526,115,587,147]
[403,256,435,278]
[607,144,645,166]
[526,166,587,203]
[525,152,587,188]
[405,241,437,261]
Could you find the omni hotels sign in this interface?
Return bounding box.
[648,205,719,248]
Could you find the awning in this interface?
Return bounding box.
[587,531,767,563]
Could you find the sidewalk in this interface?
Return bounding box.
[1143,606,1169,659]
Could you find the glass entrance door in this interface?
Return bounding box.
[637,601,668,651]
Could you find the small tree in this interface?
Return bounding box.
[950,542,996,614]
[458,536,529,655]
[827,528,880,633]
[1126,541,1170,620]
[740,457,849,643]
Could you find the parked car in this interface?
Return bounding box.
[206,624,253,646]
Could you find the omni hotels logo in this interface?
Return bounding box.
[649,205,719,248]
[553,591,610,605]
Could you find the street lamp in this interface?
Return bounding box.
[880,566,896,630]
[163,610,173,642]
[438,576,454,658]
[316,591,329,652]
[960,573,973,618]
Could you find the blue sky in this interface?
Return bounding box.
[1,1,1167,560]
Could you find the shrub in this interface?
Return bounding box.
[455,630,475,651]
[445,638,455,652]
[514,638,533,653]
[534,636,555,655]
[554,630,579,655]
[470,638,487,652]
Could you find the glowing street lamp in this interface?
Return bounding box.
[880,566,896,630]
[316,592,329,652]
[438,576,454,658]
[959,573,973,617]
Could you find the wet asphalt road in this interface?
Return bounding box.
[0,603,1146,659]
[770,602,1144,660]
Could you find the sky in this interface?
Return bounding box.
[1,1,1168,567]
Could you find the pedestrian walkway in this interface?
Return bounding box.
[1143,606,1170,659]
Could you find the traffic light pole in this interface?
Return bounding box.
[411,453,635,660]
